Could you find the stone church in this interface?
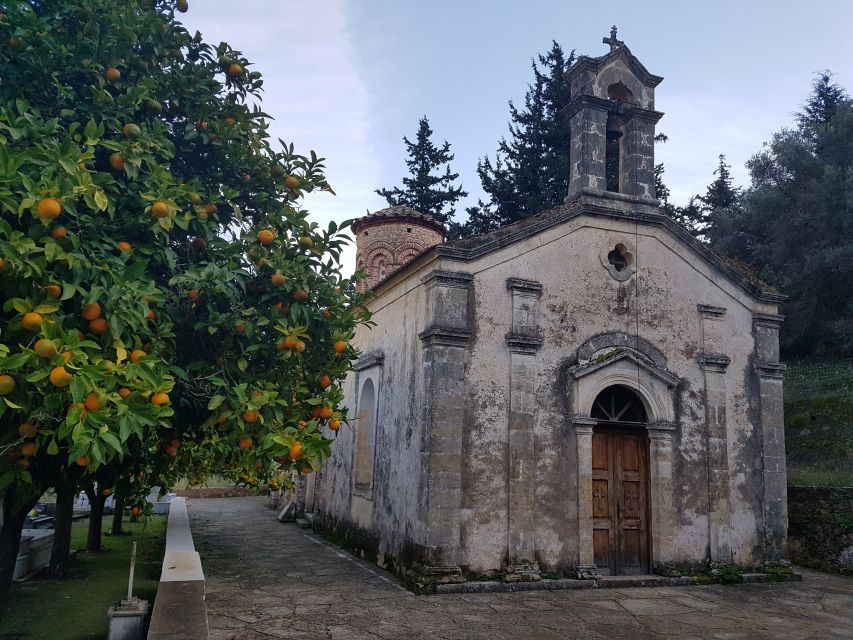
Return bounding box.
[304,30,789,583]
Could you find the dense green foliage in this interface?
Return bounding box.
[0,0,368,590]
[454,42,574,238]
[708,74,853,357]
[375,116,467,227]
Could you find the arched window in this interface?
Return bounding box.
[591,385,647,424]
[354,378,377,492]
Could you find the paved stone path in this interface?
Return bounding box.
[188,497,853,640]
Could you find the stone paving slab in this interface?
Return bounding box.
[188,497,853,640]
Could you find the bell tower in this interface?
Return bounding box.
[564,26,664,206]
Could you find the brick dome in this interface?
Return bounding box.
[353,206,445,291]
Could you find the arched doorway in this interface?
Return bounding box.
[590,385,651,575]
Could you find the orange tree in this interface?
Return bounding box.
[0,0,369,592]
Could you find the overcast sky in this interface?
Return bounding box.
[180,0,853,271]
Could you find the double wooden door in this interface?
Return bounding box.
[592,426,651,575]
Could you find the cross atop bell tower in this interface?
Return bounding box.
[564,27,664,208]
[602,25,623,51]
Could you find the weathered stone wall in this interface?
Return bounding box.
[317,255,439,570]
[788,486,853,574]
[320,211,783,578]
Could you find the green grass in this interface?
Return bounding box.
[0,515,166,640]
[787,467,853,488]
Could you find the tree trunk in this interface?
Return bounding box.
[85,487,107,552]
[111,495,124,536]
[0,483,42,597]
[48,481,76,577]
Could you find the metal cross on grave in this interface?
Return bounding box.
[603,25,624,52]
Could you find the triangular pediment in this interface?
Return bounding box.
[570,348,679,387]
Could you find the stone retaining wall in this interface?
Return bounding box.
[147,497,208,639]
[175,487,260,499]
[788,486,853,575]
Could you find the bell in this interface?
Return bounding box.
[605,111,622,142]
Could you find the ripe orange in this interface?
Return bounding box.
[62,351,73,364]
[19,423,38,438]
[255,257,267,269]
[0,375,15,396]
[44,284,62,299]
[329,419,341,431]
[118,387,131,399]
[89,317,109,334]
[34,339,56,358]
[145,99,163,114]
[285,175,300,189]
[294,341,306,353]
[204,203,218,215]
[190,193,202,205]
[275,340,287,352]
[151,392,170,406]
[22,312,43,331]
[187,289,199,301]
[238,436,253,449]
[16,458,29,469]
[318,406,334,420]
[118,241,132,252]
[319,375,332,390]
[130,506,142,517]
[271,273,286,287]
[323,309,332,319]
[151,201,170,218]
[297,235,313,249]
[102,488,112,496]
[81,302,101,320]
[50,226,67,239]
[146,310,157,321]
[243,410,258,423]
[105,67,121,83]
[227,63,243,78]
[109,153,125,171]
[196,120,208,130]
[76,455,91,468]
[224,116,235,126]
[170,438,180,448]
[258,228,275,245]
[297,420,306,430]
[283,335,296,349]
[293,289,309,302]
[0,257,4,270]
[289,443,304,461]
[20,442,36,459]
[334,340,347,354]
[129,349,146,363]
[274,302,290,314]
[37,198,62,220]
[49,367,73,388]
[165,446,178,457]
[233,322,246,334]
[84,392,105,412]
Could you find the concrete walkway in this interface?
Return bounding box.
[188,497,853,640]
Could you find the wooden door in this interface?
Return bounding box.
[591,428,650,575]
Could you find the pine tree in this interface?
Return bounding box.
[375,116,467,226]
[709,72,853,357]
[452,42,575,238]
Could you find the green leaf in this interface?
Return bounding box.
[93,189,109,212]
[25,369,50,382]
[3,397,23,409]
[123,259,149,282]
[58,157,77,176]
[33,303,60,314]
[237,358,248,372]
[207,395,226,411]
[100,431,123,454]
[47,439,60,455]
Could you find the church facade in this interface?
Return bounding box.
[307,32,789,584]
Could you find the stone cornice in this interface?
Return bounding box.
[505,332,544,354]
[421,270,473,289]
[570,349,680,388]
[698,354,730,373]
[566,45,664,89]
[564,94,614,118]
[754,361,786,379]
[354,352,385,371]
[753,313,785,328]
[419,326,471,348]
[621,106,665,124]
[506,278,543,296]
[572,415,597,433]
[698,304,727,318]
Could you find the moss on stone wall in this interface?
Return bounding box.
[787,486,853,575]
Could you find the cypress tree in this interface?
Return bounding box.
[375,116,467,226]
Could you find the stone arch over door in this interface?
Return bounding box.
[568,347,678,575]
